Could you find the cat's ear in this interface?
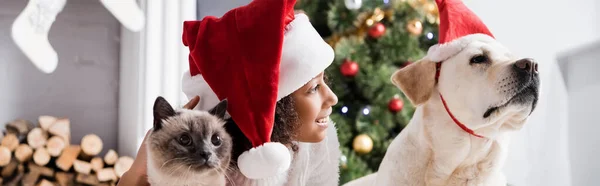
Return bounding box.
[153,96,175,131]
[208,99,228,119]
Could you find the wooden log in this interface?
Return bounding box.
[73,160,92,175]
[15,144,33,162]
[1,133,19,151]
[33,148,50,166]
[97,168,117,182]
[22,171,41,186]
[81,134,103,157]
[47,136,66,157]
[29,164,55,177]
[27,128,48,149]
[56,145,81,171]
[90,157,104,173]
[0,146,12,166]
[3,164,24,186]
[38,116,57,131]
[103,149,118,166]
[38,179,55,186]
[114,156,134,178]
[49,118,70,146]
[1,159,18,177]
[55,172,75,186]
[5,119,34,138]
[76,173,99,185]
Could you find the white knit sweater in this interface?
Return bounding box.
[226,121,341,186]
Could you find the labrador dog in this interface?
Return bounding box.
[344,35,539,186]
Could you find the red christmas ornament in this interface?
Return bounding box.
[340,59,359,77]
[388,97,403,113]
[368,23,386,38]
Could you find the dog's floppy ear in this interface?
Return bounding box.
[391,58,437,105]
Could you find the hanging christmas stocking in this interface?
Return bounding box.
[100,0,145,32]
[11,0,66,74]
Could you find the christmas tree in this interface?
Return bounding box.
[295,0,440,184]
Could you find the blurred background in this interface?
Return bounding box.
[0,0,598,185]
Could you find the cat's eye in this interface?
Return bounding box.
[178,134,192,146]
[470,54,489,64]
[211,134,222,146]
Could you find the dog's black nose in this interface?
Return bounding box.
[514,58,538,74]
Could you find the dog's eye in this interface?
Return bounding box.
[470,55,488,64]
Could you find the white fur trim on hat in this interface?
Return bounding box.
[181,70,221,111]
[237,142,292,179]
[277,13,334,100]
[425,33,496,62]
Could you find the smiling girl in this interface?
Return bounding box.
[179,0,341,184]
[117,0,342,185]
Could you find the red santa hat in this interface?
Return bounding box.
[180,0,334,180]
[425,0,495,62]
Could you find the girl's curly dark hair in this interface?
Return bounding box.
[224,95,299,169]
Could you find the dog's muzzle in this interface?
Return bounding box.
[484,58,541,118]
[510,58,540,111]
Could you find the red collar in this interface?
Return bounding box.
[435,63,485,138]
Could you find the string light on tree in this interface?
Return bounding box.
[368,23,386,38]
[427,32,434,39]
[340,59,359,77]
[340,155,348,169]
[353,134,373,154]
[341,106,349,114]
[345,0,362,10]
[362,107,370,115]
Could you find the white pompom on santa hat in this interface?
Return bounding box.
[180,0,334,180]
[425,0,496,62]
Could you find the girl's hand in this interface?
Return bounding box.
[117,96,200,186]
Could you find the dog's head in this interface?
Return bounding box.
[392,37,539,131]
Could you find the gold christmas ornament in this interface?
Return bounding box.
[405,0,440,24]
[353,134,374,154]
[406,19,423,35]
[371,8,385,23]
[423,1,439,24]
[424,1,436,13]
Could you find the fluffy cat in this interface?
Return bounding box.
[146,96,232,186]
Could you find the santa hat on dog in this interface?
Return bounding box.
[181,0,334,179]
[425,0,495,62]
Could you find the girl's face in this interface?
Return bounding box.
[291,72,338,143]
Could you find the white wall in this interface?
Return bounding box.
[463,0,599,185]
[557,42,600,186]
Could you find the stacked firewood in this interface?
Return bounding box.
[0,116,133,186]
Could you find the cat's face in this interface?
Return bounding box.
[148,97,231,178]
